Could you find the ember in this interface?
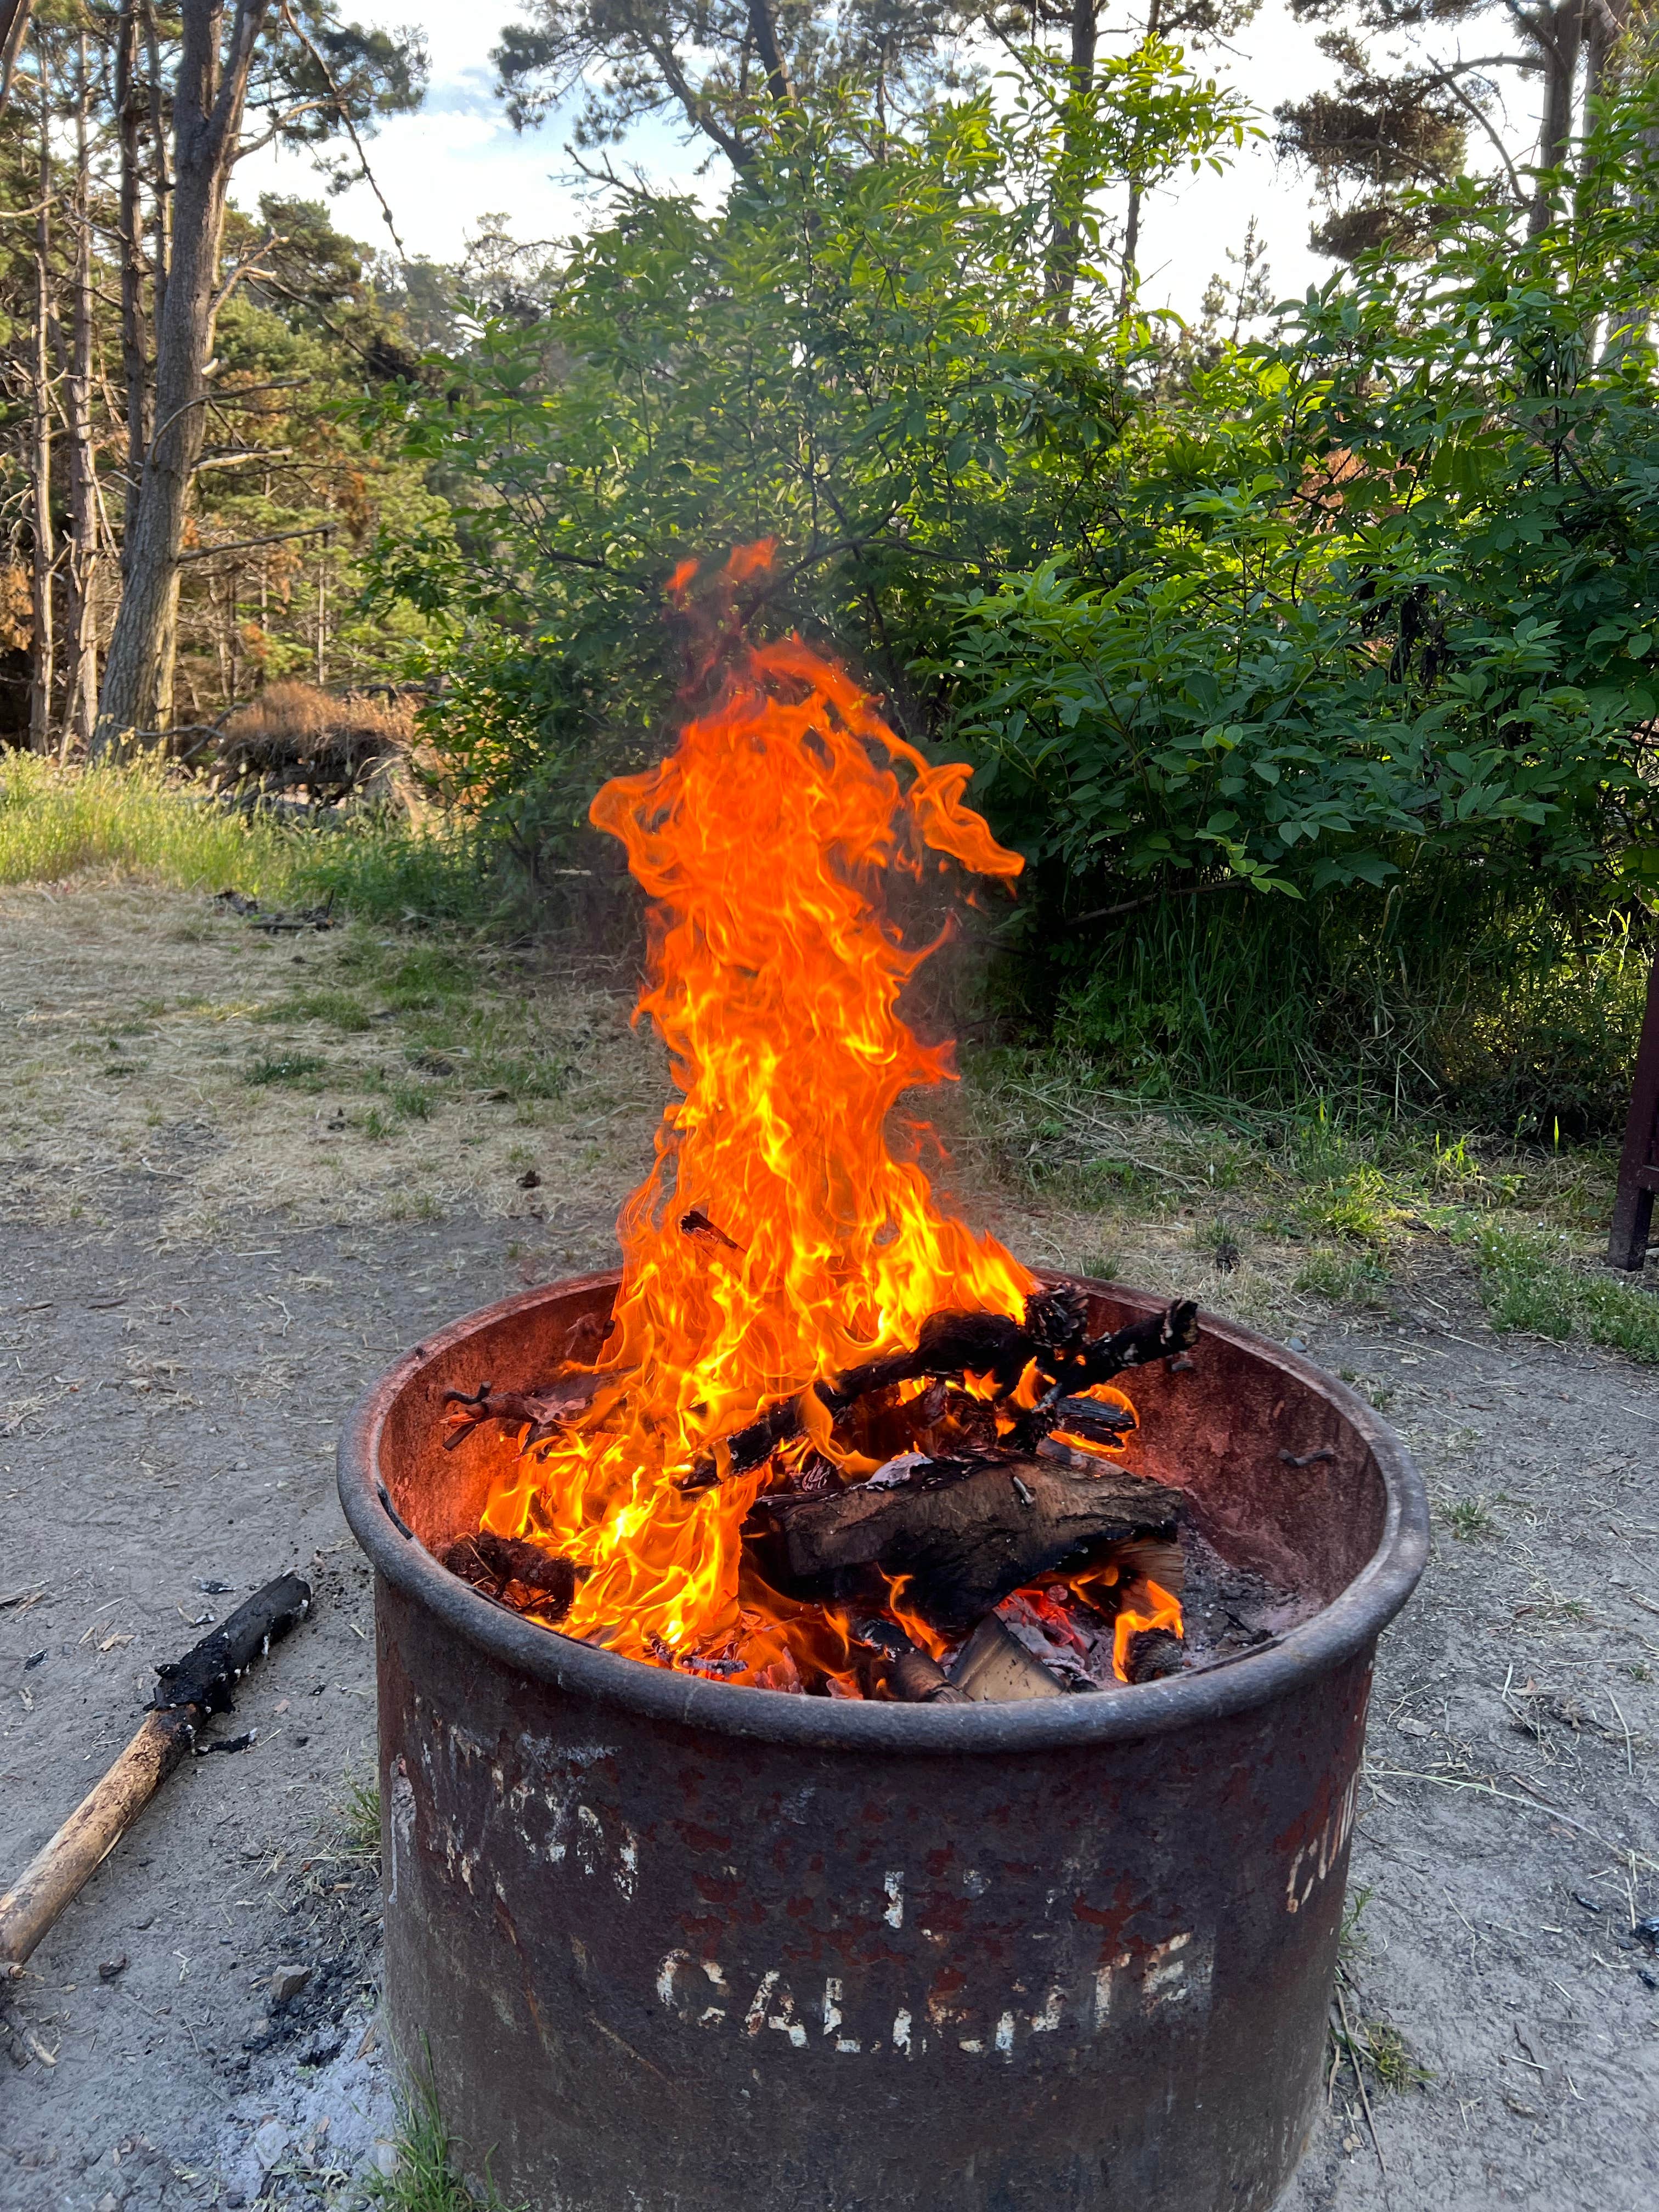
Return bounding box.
[437,547,1293,1696]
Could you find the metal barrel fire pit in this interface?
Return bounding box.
[340,1268,1426,2212]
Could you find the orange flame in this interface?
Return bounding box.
[478,547,1030,1669]
[1111,1577,1183,1682]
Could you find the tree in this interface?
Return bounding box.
[985,0,1259,312]
[91,0,424,755]
[1276,0,1647,257]
[351,63,1252,836]
[491,0,963,169]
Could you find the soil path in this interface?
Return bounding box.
[2,885,1656,2210]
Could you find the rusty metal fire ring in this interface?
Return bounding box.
[340,1268,1428,2212]
[338,1269,1427,1747]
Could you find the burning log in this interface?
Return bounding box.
[680,1208,745,1254]
[851,1615,968,1704]
[1058,1300,1200,1389]
[1122,1628,1185,1684]
[1031,1395,1138,1448]
[833,1306,1038,1402]
[760,1457,1185,1633]
[444,1534,583,1618]
[684,1294,1200,1492]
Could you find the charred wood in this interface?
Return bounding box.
[850,1613,968,1704]
[680,1208,745,1254]
[1062,1300,1199,1388]
[1034,1395,1138,1447]
[1123,1627,1184,1684]
[685,1295,1198,1491]
[152,1573,312,1716]
[443,1534,582,1618]
[764,1457,1184,1633]
[833,1307,1035,1402]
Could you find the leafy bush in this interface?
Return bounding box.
[350,76,1659,1121]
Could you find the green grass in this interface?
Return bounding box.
[1294,1246,1393,1309]
[244,1052,327,1088]
[1459,1222,1659,1362]
[338,1773,381,1864]
[0,753,513,927]
[1441,1498,1499,1541]
[1029,871,1653,1140]
[369,2080,521,2211]
[1355,2017,1434,2093]
[254,988,374,1031]
[1073,1248,1124,1284]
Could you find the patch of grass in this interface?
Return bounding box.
[0,753,516,928]
[1073,1249,1122,1284]
[1338,1884,1374,1965]
[390,1082,434,1121]
[1294,1163,1407,1246]
[1358,2019,1434,2093]
[1460,1222,1659,1363]
[253,988,373,1032]
[1294,1245,1393,1309]
[244,1052,327,1088]
[369,2079,521,2211]
[1441,1498,1498,1541]
[373,945,476,1012]
[338,1773,381,1864]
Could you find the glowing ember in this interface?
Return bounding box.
[469,544,1185,1689]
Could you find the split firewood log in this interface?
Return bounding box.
[759,1457,1186,1633]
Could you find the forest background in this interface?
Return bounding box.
[3,0,1659,1146]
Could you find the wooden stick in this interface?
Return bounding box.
[0,1572,311,1976]
[0,1710,193,1973]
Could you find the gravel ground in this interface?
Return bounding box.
[1,885,1656,2211]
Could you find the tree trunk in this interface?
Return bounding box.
[1528,0,1588,235]
[1046,0,1099,324]
[28,65,54,756]
[0,0,36,114]
[1117,0,1163,318]
[115,0,150,552]
[93,0,269,757]
[747,0,794,104]
[63,30,99,752]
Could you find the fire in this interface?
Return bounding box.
[1112,1578,1183,1682]
[477,545,1036,1673]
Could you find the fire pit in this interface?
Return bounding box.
[341,1268,1424,2212]
[339,548,1427,2207]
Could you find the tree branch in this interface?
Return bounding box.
[275,2,407,257]
[176,522,335,562]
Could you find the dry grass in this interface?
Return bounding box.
[216,681,422,808]
[0,879,659,1244]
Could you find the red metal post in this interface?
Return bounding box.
[1609,955,1659,1271]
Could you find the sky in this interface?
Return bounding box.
[233,1,1344,321]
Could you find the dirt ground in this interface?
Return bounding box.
[2,882,1657,2211]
